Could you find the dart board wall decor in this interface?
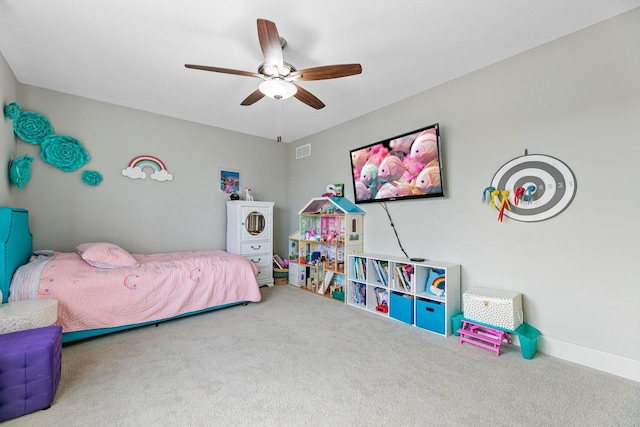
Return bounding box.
[489,153,577,222]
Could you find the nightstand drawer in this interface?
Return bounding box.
[255,266,272,283]
[245,254,271,268]
[241,241,270,254]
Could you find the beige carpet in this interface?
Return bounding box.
[5,285,639,426]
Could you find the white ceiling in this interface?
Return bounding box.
[1,1,639,142]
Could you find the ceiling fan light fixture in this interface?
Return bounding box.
[259,78,297,100]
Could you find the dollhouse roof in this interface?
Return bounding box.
[298,197,365,215]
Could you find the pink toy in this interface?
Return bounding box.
[325,231,338,243]
[322,184,337,197]
[245,187,253,201]
[458,320,512,357]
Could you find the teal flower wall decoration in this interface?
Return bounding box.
[13,111,54,145]
[40,134,90,172]
[4,102,54,144]
[81,170,103,186]
[9,154,35,191]
[4,101,100,190]
[4,102,21,120]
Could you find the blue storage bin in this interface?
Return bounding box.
[416,299,445,334]
[389,292,414,325]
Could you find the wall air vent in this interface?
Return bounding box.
[296,144,311,159]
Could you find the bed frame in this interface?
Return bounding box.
[0,207,246,343]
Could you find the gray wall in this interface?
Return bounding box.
[12,87,289,253]
[1,51,18,206]
[288,9,640,365]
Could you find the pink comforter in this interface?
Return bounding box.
[10,250,261,332]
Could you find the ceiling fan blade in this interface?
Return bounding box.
[185,64,258,78]
[257,19,284,73]
[289,64,362,81]
[293,84,325,109]
[240,89,266,106]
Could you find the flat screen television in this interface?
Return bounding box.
[349,123,444,204]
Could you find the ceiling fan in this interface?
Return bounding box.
[185,19,362,110]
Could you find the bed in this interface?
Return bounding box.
[0,207,262,343]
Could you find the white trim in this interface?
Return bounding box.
[524,335,640,382]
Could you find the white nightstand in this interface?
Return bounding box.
[0,299,58,334]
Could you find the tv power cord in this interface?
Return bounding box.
[379,202,425,262]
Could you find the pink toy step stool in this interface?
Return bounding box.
[458,320,511,356]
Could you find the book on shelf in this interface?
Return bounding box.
[401,268,411,288]
[394,266,408,291]
[379,260,389,285]
[372,260,387,286]
[354,257,366,281]
[273,254,285,269]
[351,283,366,304]
[399,265,412,291]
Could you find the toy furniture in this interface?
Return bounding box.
[457,319,511,356]
[0,325,62,422]
[451,313,540,359]
[288,197,365,300]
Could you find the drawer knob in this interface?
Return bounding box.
[251,245,262,250]
[251,258,261,264]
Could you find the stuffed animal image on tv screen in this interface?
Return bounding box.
[350,123,444,204]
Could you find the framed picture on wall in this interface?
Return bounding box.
[219,168,241,194]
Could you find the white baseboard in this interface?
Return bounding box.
[526,335,640,382]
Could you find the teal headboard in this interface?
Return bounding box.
[0,207,33,303]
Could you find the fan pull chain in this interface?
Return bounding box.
[276,98,282,142]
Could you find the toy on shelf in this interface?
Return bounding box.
[322,184,337,197]
[374,287,388,313]
[426,268,445,297]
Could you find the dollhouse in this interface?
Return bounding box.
[288,197,365,301]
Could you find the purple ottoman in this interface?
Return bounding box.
[0,325,62,422]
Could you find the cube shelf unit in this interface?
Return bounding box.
[288,197,365,301]
[347,253,461,336]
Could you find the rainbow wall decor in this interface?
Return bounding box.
[121,155,173,182]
